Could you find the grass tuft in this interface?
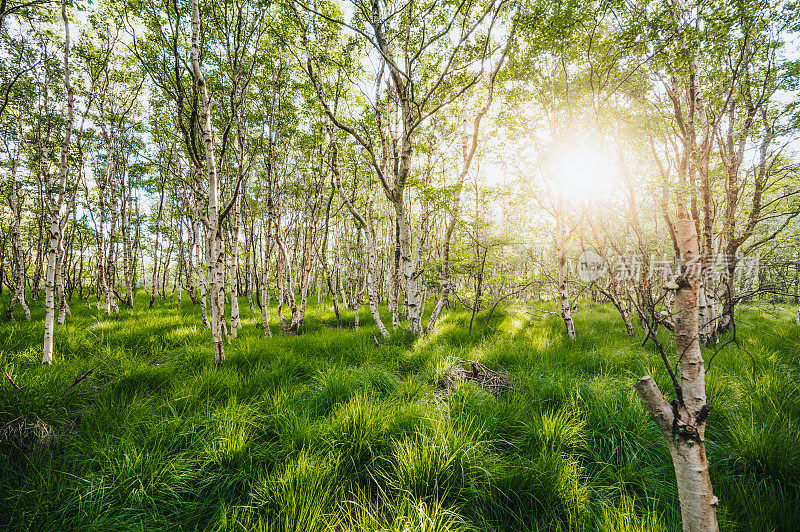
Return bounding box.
[0,295,797,531]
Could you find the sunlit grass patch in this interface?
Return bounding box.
[251,450,343,531]
[0,297,797,531]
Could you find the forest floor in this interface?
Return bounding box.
[0,295,798,531]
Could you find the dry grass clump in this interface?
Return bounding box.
[0,416,58,451]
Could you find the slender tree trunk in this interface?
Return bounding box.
[273,198,287,330]
[617,292,635,336]
[260,225,273,338]
[697,284,720,346]
[7,155,30,320]
[42,217,62,364]
[229,196,241,338]
[324,267,341,327]
[96,178,107,311]
[193,210,210,328]
[556,211,576,338]
[229,118,246,338]
[56,236,69,324]
[150,177,165,308]
[119,165,134,308]
[328,126,389,337]
[245,228,254,312]
[106,186,119,314]
[335,234,347,311]
[635,220,718,532]
[162,235,173,298]
[319,189,342,328]
[191,0,224,363]
[388,215,400,328]
[276,226,298,330]
[601,278,635,337]
[426,104,471,334]
[294,180,322,329]
[468,247,487,335]
[395,199,422,333]
[43,0,74,365]
[32,192,44,302]
[260,257,272,337]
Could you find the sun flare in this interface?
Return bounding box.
[549,143,620,201]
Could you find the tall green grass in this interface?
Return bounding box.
[0,293,798,530]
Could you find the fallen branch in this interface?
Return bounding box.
[4,371,22,391]
[47,368,95,405]
[440,360,512,397]
[64,368,95,393]
[528,308,562,317]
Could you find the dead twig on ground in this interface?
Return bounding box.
[4,371,22,391]
[46,368,95,405]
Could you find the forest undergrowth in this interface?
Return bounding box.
[1,296,798,531]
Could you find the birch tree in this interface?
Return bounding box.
[327,123,389,337]
[295,0,514,335]
[4,109,30,320]
[42,0,76,364]
[190,0,227,363]
[425,33,513,334]
[635,218,719,531]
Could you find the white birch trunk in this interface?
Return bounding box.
[635,220,719,532]
[697,285,720,346]
[336,242,348,310]
[96,178,108,312]
[229,195,241,339]
[395,201,422,334]
[229,113,247,338]
[42,219,61,364]
[191,209,210,327]
[260,246,272,337]
[557,235,576,339]
[122,186,134,308]
[191,0,224,363]
[388,214,400,329]
[105,184,119,314]
[426,103,470,334]
[150,184,164,308]
[57,241,69,325]
[7,156,31,320]
[43,0,74,364]
[328,125,390,337]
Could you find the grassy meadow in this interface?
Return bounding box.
[0,294,798,531]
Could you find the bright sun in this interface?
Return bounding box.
[548,142,620,201]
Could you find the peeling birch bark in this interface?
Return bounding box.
[636,220,718,532]
[557,234,576,339]
[43,0,75,365]
[191,0,224,363]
